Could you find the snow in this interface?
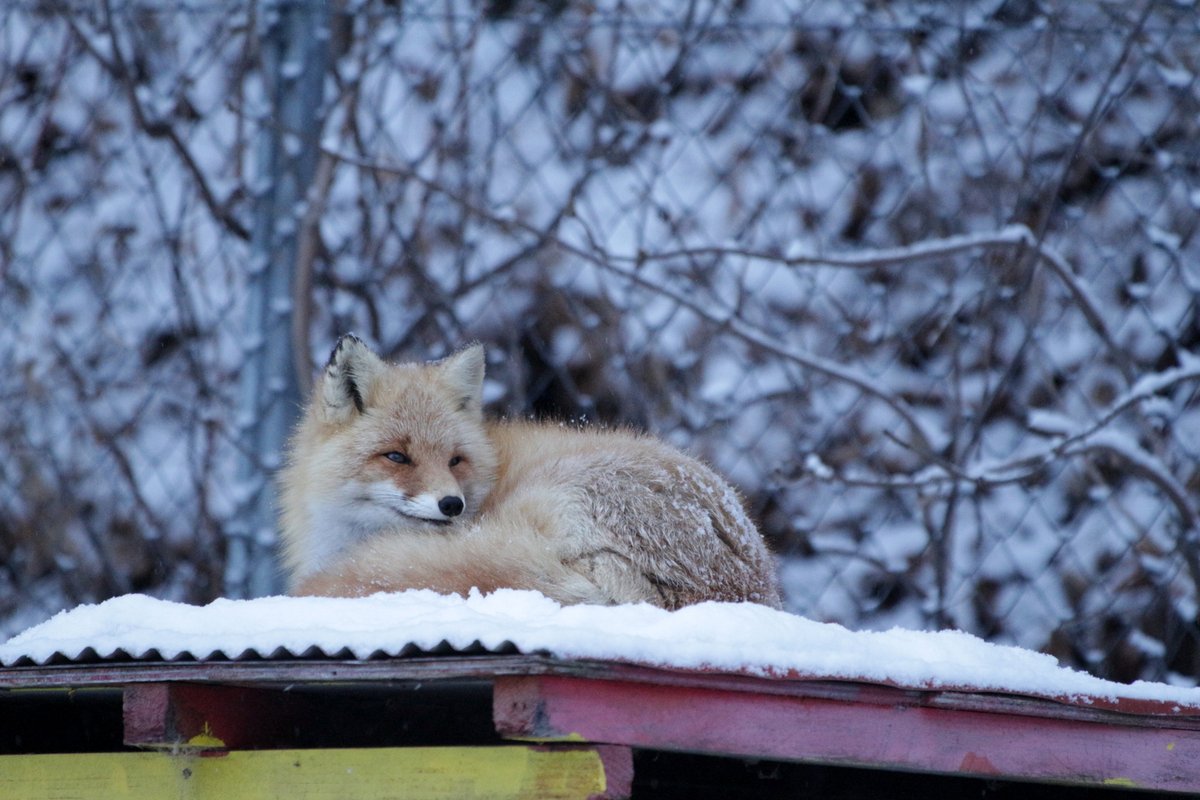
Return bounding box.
[5,590,1200,710]
[803,453,833,479]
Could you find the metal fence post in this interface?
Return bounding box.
[226,0,329,598]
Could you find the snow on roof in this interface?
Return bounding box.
[3,589,1199,713]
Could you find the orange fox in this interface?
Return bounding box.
[278,335,781,608]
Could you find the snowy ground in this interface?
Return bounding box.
[4,590,1200,712]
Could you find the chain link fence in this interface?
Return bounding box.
[2,0,1198,685]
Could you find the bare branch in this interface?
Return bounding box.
[68,3,250,241]
[318,144,942,455]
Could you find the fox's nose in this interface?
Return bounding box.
[438,495,464,517]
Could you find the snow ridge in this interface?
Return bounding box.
[5,591,1200,710]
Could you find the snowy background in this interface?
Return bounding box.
[2,0,1199,686]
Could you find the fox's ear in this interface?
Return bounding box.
[319,334,384,421]
[438,343,485,414]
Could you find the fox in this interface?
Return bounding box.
[278,335,782,609]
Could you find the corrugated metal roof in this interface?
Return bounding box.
[4,592,1199,724]
[0,638,525,669]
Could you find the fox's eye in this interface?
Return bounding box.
[449,455,463,467]
[384,451,411,465]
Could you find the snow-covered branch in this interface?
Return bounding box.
[609,224,1123,367]
[319,143,942,455]
[800,357,1200,564]
[972,354,1200,485]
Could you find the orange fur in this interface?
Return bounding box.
[279,337,781,609]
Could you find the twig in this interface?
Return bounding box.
[1024,0,1154,378]
[1064,435,1200,598]
[292,148,337,395]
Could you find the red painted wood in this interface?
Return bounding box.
[122,683,173,745]
[592,744,634,800]
[494,674,1200,794]
[7,655,1198,727]
[123,683,307,750]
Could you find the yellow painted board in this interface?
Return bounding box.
[0,745,608,800]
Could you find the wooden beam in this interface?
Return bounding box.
[7,656,1199,728]
[493,674,1200,794]
[0,745,632,800]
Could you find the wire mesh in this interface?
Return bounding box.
[2,0,1198,685]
